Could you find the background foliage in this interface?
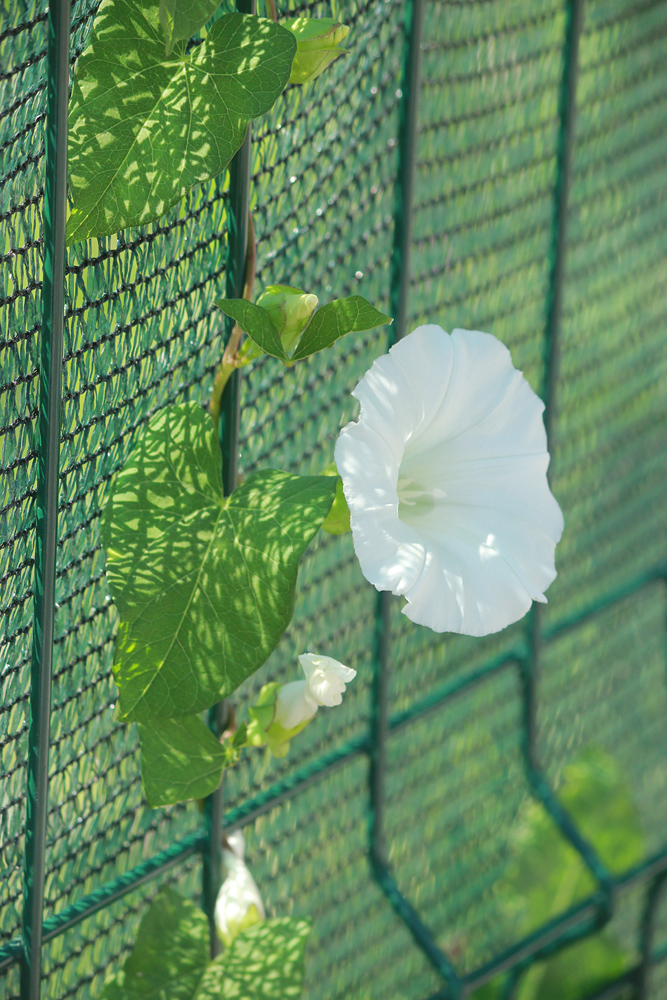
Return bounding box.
[1,0,667,998]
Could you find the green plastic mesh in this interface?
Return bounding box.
[1,0,667,997]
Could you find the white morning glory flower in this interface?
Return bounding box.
[334,325,564,636]
[214,831,265,947]
[273,652,357,731]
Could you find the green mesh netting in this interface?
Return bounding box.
[1,0,667,998]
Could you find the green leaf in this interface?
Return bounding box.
[291,296,391,361]
[474,748,644,1000]
[500,747,644,935]
[558,746,645,875]
[194,918,311,999]
[283,17,349,85]
[158,0,220,55]
[100,888,208,1000]
[139,715,228,807]
[516,935,628,1000]
[102,403,337,722]
[215,299,289,362]
[67,3,296,243]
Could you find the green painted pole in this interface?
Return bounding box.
[202,0,254,958]
[527,0,584,771]
[635,872,667,998]
[20,1,70,997]
[370,0,425,874]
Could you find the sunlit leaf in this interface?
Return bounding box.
[284,17,349,85]
[67,2,295,243]
[216,294,391,364]
[102,403,336,722]
[139,714,229,807]
[99,888,208,1000]
[291,296,391,360]
[194,918,311,999]
[158,0,221,55]
[215,298,289,362]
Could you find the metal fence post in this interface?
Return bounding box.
[369,0,425,878]
[201,0,255,957]
[20,1,70,997]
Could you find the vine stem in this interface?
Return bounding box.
[265,0,277,21]
[209,211,256,431]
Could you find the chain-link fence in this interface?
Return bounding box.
[1,0,667,998]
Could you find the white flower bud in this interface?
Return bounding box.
[273,679,319,731]
[214,843,265,948]
[248,655,357,759]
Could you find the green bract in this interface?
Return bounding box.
[216,293,391,363]
[67,1,296,243]
[284,17,349,85]
[102,403,336,723]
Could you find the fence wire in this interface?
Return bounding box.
[1,0,667,998]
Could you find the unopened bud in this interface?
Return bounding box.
[246,654,356,758]
[256,284,319,354]
[214,833,265,948]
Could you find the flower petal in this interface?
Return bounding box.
[402,534,536,636]
[335,420,426,594]
[299,653,356,707]
[336,324,564,636]
[352,324,455,448]
[274,679,318,730]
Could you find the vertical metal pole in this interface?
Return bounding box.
[369,0,425,871]
[525,0,583,773]
[635,872,667,999]
[390,0,426,347]
[21,1,70,997]
[202,0,254,957]
[523,0,614,926]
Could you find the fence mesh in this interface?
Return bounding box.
[1,0,667,998]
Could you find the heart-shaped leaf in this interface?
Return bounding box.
[102,403,336,722]
[291,296,391,360]
[194,918,311,999]
[99,888,208,1000]
[139,715,230,807]
[67,2,296,243]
